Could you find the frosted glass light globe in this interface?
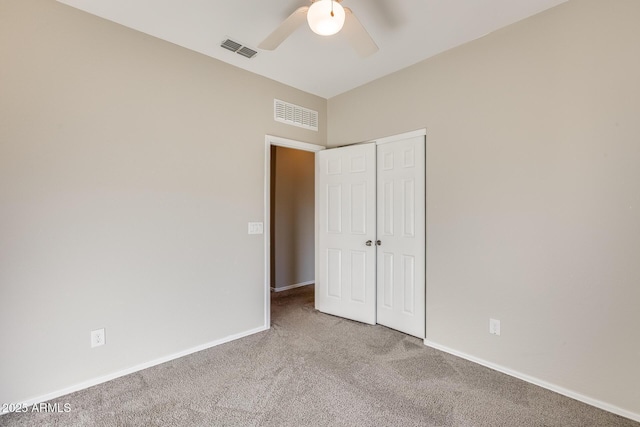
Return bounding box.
[307,0,345,36]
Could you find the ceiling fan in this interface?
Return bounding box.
[258,0,379,58]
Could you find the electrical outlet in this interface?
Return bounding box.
[91,328,105,348]
[489,319,501,336]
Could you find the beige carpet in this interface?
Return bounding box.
[2,285,637,426]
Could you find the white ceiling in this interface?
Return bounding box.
[57,0,567,99]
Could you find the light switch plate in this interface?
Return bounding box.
[248,222,264,234]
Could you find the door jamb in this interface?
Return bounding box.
[263,135,325,329]
[368,128,426,145]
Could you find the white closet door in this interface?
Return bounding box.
[316,143,377,324]
[376,136,426,338]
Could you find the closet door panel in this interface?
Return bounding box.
[376,136,425,338]
[316,143,377,325]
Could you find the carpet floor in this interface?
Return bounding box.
[2,285,637,426]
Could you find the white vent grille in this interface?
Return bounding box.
[274,99,318,131]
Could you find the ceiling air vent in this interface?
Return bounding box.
[274,99,319,132]
[237,46,258,59]
[220,38,258,59]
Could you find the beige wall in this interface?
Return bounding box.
[328,0,640,418]
[271,147,315,289]
[0,0,325,405]
[2,0,639,419]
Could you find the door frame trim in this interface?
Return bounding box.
[369,128,426,145]
[264,135,325,329]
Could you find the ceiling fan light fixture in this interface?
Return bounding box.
[307,0,345,36]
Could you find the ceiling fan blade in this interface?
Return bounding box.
[258,6,309,50]
[343,7,379,58]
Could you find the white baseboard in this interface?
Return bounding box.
[271,280,314,292]
[2,325,269,416]
[424,340,640,423]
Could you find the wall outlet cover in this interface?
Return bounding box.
[91,328,105,348]
[489,318,501,336]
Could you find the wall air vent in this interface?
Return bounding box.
[220,38,258,59]
[274,99,319,132]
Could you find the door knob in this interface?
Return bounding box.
[365,240,373,246]
[376,240,382,246]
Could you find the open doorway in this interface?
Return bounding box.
[270,145,315,292]
[263,136,325,328]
